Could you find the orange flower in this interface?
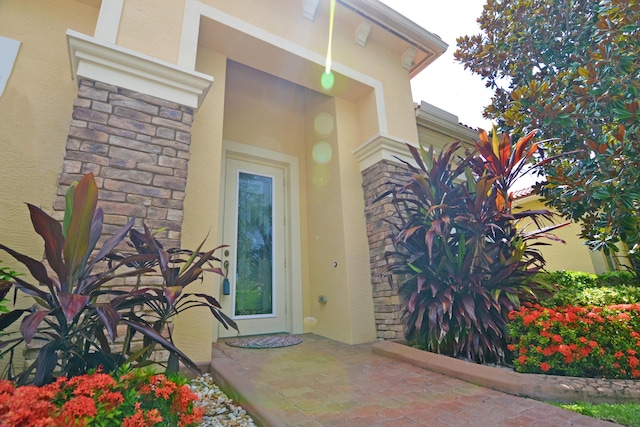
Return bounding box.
[172,385,198,414]
[179,406,204,427]
[60,396,97,419]
[540,362,551,372]
[98,391,124,409]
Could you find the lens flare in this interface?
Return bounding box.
[312,165,329,187]
[303,316,318,327]
[314,112,335,135]
[321,71,334,90]
[312,141,332,164]
[322,0,336,90]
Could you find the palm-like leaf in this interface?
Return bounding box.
[384,133,560,363]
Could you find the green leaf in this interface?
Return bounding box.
[63,173,98,291]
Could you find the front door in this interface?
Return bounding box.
[219,157,288,337]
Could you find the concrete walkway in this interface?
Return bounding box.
[209,334,620,427]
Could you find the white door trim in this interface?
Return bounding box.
[219,140,303,335]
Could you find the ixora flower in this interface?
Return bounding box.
[0,369,203,427]
[507,303,640,379]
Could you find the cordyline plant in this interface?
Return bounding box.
[0,173,237,385]
[382,129,567,363]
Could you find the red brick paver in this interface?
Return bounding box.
[210,334,619,427]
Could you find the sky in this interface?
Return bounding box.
[379,0,493,130]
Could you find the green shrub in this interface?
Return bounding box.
[597,271,637,288]
[538,270,640,307]
[538,271,598,290]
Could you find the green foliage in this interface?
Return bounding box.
[0,262,19,315]
[456,0,640,277]
[554,401,640,427]
[537,270,640,307]
[508,303,640,379]
[537,270,598,290]
[597,270,636,287]
[0,173,237,385]
[384,130,563,363]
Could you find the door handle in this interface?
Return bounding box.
[222,260,230,295]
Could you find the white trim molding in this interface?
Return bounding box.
[353,133,417,171]
[338,0,448,77]
[177,0,388,133]
[94,0,124,43]
[302,0,320,21]
[355,21,372,47]
[66,30,213,109]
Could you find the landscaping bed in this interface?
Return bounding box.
[372,340,640,404]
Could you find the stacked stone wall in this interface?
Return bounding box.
[362,159,412,340]
[53,79,194,250]
[33,79,197,365]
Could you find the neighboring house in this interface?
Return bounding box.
[0,0,610,369]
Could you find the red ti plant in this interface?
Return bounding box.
[0,173,237,385]
[382,129,567,363]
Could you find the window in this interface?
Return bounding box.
[0,36,21,98]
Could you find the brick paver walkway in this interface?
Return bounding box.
[210,334,619,427]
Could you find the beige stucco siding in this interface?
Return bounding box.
[334,97,377,343]
[0,0,99,264]
[173,47,227,363]
[303,94,352,342]
[0,0,100,370]
[516,198,603,274]
[117,0,185,63]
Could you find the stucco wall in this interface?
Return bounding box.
[117,0,185,63]
[334,98,377,343]
[0,0,99,264]
[172,46,228,362]
[0,0,100,371]
[197,0,418,145]
[515,198,605,274]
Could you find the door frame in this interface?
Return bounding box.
[218,140,303,336]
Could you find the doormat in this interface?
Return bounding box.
[225,334,302,349]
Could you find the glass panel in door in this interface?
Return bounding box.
[219,157,287,337]
[235,172,273,317]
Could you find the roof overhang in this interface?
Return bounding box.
[337,0,448,77]
[416,101,478,143]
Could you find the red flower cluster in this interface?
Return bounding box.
[0,369,204,427]
[507,303,640,379]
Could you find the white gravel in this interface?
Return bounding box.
[189,374,257,427]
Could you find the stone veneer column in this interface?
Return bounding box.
[53,79,193,250]
[361,159,412,340]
